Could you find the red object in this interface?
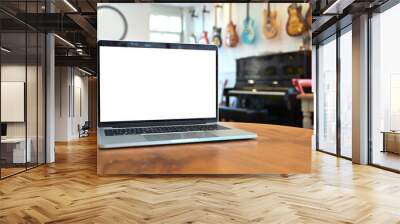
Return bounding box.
[292,78,312,95]
[199,31,210,44]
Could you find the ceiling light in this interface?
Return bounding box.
[63,0,78,12]
[78,67,93,76]
[54,34,75,48]
[1,47,11,53]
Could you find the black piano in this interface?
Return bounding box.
[220,50,311,127]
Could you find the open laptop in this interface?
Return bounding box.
[97,40,257,149]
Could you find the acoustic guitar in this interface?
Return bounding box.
[211,5,222,47]
[262,2,278,39]
[286,3,306,37]
[241,3,256,44]
[199,6,210,44]
[225,3,239,48]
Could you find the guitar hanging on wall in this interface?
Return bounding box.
[199,6,210,44]
[301,4,312,51]
[212,4,223,47]
[189,9,198,44]
[286,3,306,37]
[241,3,256,44]
[306,4,312,29]
[225,3,239,48]
[262,2,278,39]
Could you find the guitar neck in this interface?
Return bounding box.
[202,6,205,30]
[246,3,250,18]
[214,5,218,27]
[267,2,271,16]
[229,3,232,21]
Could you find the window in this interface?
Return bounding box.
[149,14,182,43]
[370,3,400,171]
[339,28,352,158]
[0,1,47,179]
[316,26,353,159]
[317,37,337,154]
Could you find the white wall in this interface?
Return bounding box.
[55,67,70,141]
[1,65,39,137]
[72,74,89,138]
[97,3,310,101]
[1,65,27,139]
[55,67,89,141]
[97,3,151,41]
[1,63,46,163]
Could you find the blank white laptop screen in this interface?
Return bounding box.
[99,46,217,123]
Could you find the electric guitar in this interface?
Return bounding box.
[199,6,210,44]
[306,4,312,29]
[211,5,222,47]
[189,9,198,44]
[262,2,278,39]
[286,3,306,37]
[225,3,239,48]
[301,5,312,50]
[241,3,256,44]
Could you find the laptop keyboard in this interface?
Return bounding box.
[104,124,229,136]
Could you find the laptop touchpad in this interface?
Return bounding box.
[144,132,217,141]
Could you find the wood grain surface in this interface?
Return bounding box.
[97,122,312,175]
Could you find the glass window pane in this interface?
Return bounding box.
[1,30,28,177]
[371,4,400,171]
[27,31,38,169]
[38,33,46,165]
[340,30,352,158]
[318,38,337,154]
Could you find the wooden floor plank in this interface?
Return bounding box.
[0,135,400,223]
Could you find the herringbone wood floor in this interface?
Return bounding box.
[1,135,400,224]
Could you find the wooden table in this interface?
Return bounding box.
[297,93,314,129]
[97,122,312,175]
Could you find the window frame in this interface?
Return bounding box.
[315,23,353,160]
[367,0,400,173]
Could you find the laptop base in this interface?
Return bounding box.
[98,124,257,149]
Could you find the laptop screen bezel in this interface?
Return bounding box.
[97,40,219,128]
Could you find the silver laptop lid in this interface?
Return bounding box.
[97,41,218,128]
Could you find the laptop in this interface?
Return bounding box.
[97,40,257,149]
